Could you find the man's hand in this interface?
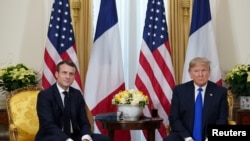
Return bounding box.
[184,137,194,141]
[82,139,92,141]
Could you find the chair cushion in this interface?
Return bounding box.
[9,90,40,141]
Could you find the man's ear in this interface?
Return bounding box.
[188,71,193,79]
[55,71,58,79]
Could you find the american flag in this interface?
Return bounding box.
[182,0,222,85]
[84,0,130,140]
[135,0,175,140]
[42,0,82,91]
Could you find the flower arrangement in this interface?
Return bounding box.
[0,64,37,92]
[112,89,149,108]
[225,64,250,97]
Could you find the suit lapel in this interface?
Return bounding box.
[203,82,214,125]
[53,85,64,112]
[68,89,75,114]
[186,81,196,119]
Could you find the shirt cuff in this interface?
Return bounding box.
[66,138,74,141]
[184,137,193,141]
[82,134,92,141]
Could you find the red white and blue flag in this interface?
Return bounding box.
[84,0,130,140]
[135,0,175,140]
[182,0,222,85]
[42,0,82,91]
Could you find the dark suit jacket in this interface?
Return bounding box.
[169,80,228,140]
[35,84,91,141]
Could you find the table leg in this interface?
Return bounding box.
[108,129,114,141]
[147,128,155,141]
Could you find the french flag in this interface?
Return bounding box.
[84,0,130,140]
[182,0,222,85]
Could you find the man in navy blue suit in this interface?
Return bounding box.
[163,57,228,141]
[35,60,110,141]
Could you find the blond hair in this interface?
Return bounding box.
[188,57,211,71]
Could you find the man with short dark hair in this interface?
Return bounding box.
[35,60,110,141]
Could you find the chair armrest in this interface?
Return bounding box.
[228,120,237,125]
[9,123,18,141]
[85,104,94,133]
[166,124,171,135]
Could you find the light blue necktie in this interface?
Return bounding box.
[193,88,203,141]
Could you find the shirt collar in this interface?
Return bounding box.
[194,83,207,91]
[56,83,69,94]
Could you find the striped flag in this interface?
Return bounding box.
[42,0,82,91]
[182,0,222,85]
[84,0,130,140]
[135,0,175,140]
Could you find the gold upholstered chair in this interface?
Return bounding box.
[6,86,42,141]
[227,90,236,125]
[166,90,237,135]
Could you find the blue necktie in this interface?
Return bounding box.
[193,88,203,141]
[63,91,71,136]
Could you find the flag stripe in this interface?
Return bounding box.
[137,47,171,115]
[42,0,82,91]
[189,0,211,35]
[84,0,131,140]
[84,24,125,110]
[135,0,175,139]
[94,0,117,41]
[136,44,173,124]
[182,0,222,85]
[91,84,125,135]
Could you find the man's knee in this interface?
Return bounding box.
[91,133,111,141]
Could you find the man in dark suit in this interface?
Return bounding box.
[35,60,110,141]
[163,57,228,141]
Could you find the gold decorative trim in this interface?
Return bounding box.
[7,85,42,98]
[181,0,190,18]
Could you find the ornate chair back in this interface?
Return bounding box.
[6,86,41,141]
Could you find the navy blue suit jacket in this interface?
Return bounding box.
[35,84,91,141]
[169,80,228,140]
